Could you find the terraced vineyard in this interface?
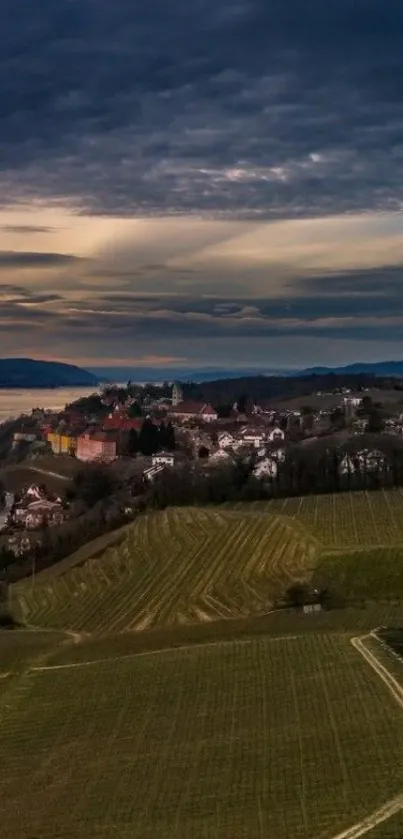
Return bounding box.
[266,488,403,549]
[14,488,403,636]
[15,507,319,633]
[2,633,403,839]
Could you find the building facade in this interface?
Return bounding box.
[76,432,117,462]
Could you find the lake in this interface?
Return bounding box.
[0,387,99,422]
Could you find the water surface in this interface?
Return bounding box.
[0,387,98,422]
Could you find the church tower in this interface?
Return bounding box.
[172,382,183,407]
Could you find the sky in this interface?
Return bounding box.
[1,0,403,371]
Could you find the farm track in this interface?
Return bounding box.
[330,631,403,839]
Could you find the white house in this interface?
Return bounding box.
[209,448,232,462]
[217,431,235,449]
[268,445,286,462]
[240,429,266,448]
[268,428,285,443]
[339,454,356,475]
[339,448,387,474]
[143,464,165,482]
[152,451,175,467]
[253,458,278,479]
[343,396,362,408]
[356,448,387,472]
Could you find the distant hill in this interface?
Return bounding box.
[298,361,403,377]
[90,360,403,383]
[0,358,99,388]
[89,365,281,383]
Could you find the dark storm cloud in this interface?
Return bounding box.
[0,284,62,304]
[45,262,403,343]
[69,262,403,322]
[0,251,83,268]
[297,264,403,299]
[0,225,53,234]
[3,263,403,345]
[0,0,402,217]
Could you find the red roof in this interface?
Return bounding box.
[79,431,118,443]
[170,401,216,415]
[103,416,143,431]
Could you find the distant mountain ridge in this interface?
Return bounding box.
[0,358,99,388]
[90,360,403,383]
[297,361,403,377]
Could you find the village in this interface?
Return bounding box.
[1,379,402,546]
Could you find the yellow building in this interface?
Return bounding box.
[47,432,77,455]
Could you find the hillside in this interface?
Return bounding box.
[15,507,319,632]
[14,488,403,635]
[301,360,403,377]
[0,358,99,388]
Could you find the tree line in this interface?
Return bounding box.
[145,434,403,509]
[3,432,403,587]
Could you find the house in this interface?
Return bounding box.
[10,485,66,530]
[143,464,165,482]
[240,428,266,448]
[356,448,387,472]
[252,402,275,418]
[152,451,175,467]
[343,396,362,408]
[76,431,118,462]
[303,603,322,614]
[209,448,232,463]
[23,500,65,530]
[340,448,388,474]
[339,454,356,475]
[47,430,78,455]
[253,458,278,479]
[217,431,235,449]
[268,427,285,442]
[169,401,218,423]
[268,444,286,462]
[12,431,37,448]
[103,414,144,432]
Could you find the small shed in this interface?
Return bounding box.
[303,603,322,615]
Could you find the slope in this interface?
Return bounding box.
[14,507,319,633]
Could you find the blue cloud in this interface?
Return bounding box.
[0,0,402,217]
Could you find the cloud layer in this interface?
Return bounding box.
[0,2,402,368]
[1,0,403,218]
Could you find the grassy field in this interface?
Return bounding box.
[0,629,64,674]
[1,633,403,838]
[0,453,79,494]
[365,813,403,837]
[14,506,319,632]
[5,488,403,837]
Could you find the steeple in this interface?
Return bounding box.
[172,382,183,407]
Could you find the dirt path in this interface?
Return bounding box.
[330,792,403,839]
[25,466,72,481]
[327,633,403,839]
[29,633,303,673]
[351,632,403,711]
